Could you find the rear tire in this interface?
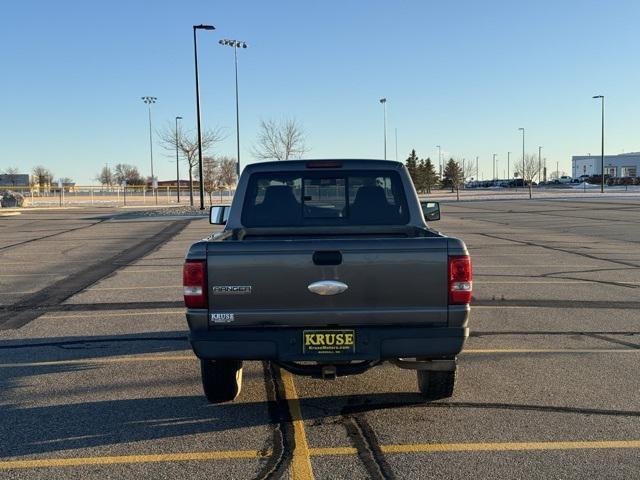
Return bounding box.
[417,369,456,401]
[200,359,243,403]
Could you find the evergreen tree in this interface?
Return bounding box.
[405,150,419,186]
[415,159,427,193]
[443,158,463,193]
[420,158,438,194]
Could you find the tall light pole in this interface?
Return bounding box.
[141,96,158,204]
[492,153,497,180]
[193,24,216,210]
[437,145,442,178]
[538,146,542,186]
[175,116,182,203]
[219,38,247,177]
[379,98,387,159]
[518,127,525,188]
[593,95,605,193]
[507,151,511,180]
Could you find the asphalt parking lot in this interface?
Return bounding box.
[0,198,639,479]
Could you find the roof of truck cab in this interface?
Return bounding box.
[242,159,405,173]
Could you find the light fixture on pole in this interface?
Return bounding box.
[175,116,182,203]
[193,24,216,210]
[518,128,525,189]
[219,38,247,177]
[141,96,158,204]
[379,98,387,160]
[592,95,605,193]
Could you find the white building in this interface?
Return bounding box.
[572,153,640,178]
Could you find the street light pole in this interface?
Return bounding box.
[141,96,158,204]
[518,128,525,189]
[379,98,387,160]
[593,95,605,193]
[175,116,182,203]
[507,151,510,180]
[193,24,215,210]
[437,145,442,178]
[492,153,497,180]
[219,39,247,177]
[538,146,542,186]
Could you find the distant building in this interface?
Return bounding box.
[572,153,640,178]
[0,173,29,187]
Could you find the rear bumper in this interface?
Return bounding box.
[189,325,468,363]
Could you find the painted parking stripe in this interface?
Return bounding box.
[1,348,638,368]
[0,449,268,470]
[40,310,184,319]
[463,348,639,354]
[88,285,181,291]
[0,355,195,368]
[281,369,315,480]
[379,440,640,454]
[1,440,638,470]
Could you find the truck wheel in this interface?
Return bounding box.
[417,369,456,401]
[200,359,243,403]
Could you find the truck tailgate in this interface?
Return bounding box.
[207,237,448,327]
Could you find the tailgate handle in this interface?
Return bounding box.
[313,251,342,266]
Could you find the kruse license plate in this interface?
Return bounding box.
[302,329,355,355]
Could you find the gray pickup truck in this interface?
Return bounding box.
[183,159,471,403]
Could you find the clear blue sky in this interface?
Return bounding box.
[1,0,639,183]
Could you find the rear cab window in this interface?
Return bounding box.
[242,171,409,227]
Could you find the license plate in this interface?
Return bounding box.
[302,329,355,355]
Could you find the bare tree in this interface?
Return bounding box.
[31,166,54,191]
[113,164,143,185]
[252,117,309,161]
[159,124,225,206]
[201,157,219,204]
[514,154,541,199]
[2,167,20,186]
[216,156,238,189]
[95,166,115,188]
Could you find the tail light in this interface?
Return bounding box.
[448,255,472,305]
[183,260,207,308]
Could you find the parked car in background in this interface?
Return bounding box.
[558,176,573,184]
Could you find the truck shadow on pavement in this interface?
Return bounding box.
[1,378,639,459]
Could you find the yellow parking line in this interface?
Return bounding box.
[478,281,640,284]
[3,440,638,470]
[89,285,180,291]
[115,269,177,273]
[464,348,639,354]
[0,273,61,277]
[2,347,637,369]
[40,310,184,319]
[0,449,268,470]
[281,369,315,480]
[308,447,357,456]
[380,440,640,454]
[0,355,194,368]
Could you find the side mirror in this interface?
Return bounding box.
[210,205,230,225]
[421,201,440,222]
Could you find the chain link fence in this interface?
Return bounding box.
[1,186,236,207]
